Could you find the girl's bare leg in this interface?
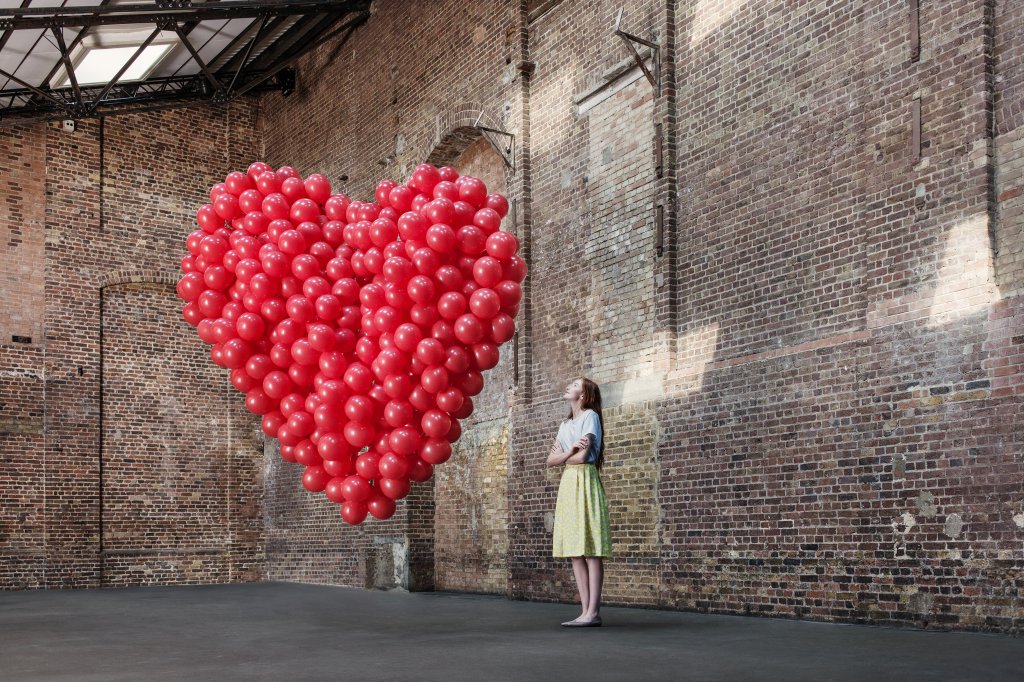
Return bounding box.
[584,557,603,620]
[571,557,590,620]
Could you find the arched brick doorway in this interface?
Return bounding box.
[429,132,515,594]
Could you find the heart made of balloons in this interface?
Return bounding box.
[176,162,524,525]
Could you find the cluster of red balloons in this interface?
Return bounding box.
[177,162,524,525]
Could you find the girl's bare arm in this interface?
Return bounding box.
[546,437,582,467]
[564,434,592,464]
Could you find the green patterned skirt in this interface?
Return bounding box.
[552,463,612,558]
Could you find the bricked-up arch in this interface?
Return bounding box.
[426,105,512,184]
[433,135,512,594]
[98,275,237,586]
[98,269,179,289]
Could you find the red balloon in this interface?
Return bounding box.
[375,179,398,206]
[355,451,381,479]
[287,410,315,437]
[242,387,272,413]
[225,171,255,195]
[262,411,286,438]
[436,387,465,413]
[421,439,453,465]
[378,452,409,479]
[324,456,353,478]
[384,399,414,428]
[197,204,222,232]
[214,193,241,220]
[425,224,457,253]
[424,198,455,225]
[304,174,332,204]
[368,494,397,520]
[236,312,265,341]
[484,194,510,217]
[281,176,307,202]
[389,186,415,213]
[437,291,467,320]
[473,207,502,234]
[367,218,396,249]
[445,419,462,443]
[486,231,519,259]
[421,365,449,394]
[294,439,321,466]
[455,370,484,396]
[421,409,452,439]
[263,370,293,399]
[444,346,470,374]
[344,421,375,447]
[468,288,501,319]
[325,477,347,503]
[383,373,413,399]
[256,171,282,195]
[410,303,440,327]
[221,338,251,369]
[182,302,204,326]
[262,193,290,221]
[435,265,464,292]
[412,247,440,275]
[231,367,257,392]
[456,225,487,255]
[408,385,435,413]
[472,342,500,370]
[379,476,411,500]
[408,458,433,482]
[453,314,485,344]
[410,164,441,194]
[451,395,474,419]
[494,280,522,308]
[302,465,330,492]
[339,473,372,499]
[489,312,516,343]
[472,256,503,288]
[325,193,350,220]
[458,177,487,206]
[341,501,368,524]
[318,433,353,461]
[176,272,205,301]
[389,427,421,456]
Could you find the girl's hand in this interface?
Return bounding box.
[574,436,590,452]
[549,442,563,458]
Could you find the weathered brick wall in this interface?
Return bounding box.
[0,103,265,589]
[260,0,520,592]
[434,138,513,594]
[996,1,1024,296]
[1,0,1021,636]
[254,0,1024,633]
[0,125,45,346]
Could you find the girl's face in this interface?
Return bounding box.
[563,379,583,402]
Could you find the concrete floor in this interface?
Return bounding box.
[0,583,1021,681]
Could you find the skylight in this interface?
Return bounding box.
[56,43,173,88]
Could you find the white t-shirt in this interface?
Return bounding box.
[555,409,602,464]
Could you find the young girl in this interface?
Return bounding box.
[546,376,612,627]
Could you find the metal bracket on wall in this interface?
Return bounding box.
[473,110,515,172]
[909,0,920,62]
[614,8,660,93]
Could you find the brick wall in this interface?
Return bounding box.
[257,0,1023,633]
[1,0,1021,636]
[0,124,45,346]
[260,0,520,593]
[0,103,265,589]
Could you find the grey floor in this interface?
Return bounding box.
[1,583,1021,681]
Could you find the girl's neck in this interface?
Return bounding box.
[570,401,585,418]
